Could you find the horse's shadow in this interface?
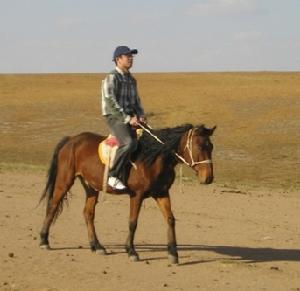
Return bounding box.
[134,244,300,265]
[178,244,300,266]
[50,244,300,266]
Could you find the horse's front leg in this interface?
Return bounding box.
[155,194,178,264]
[125,193,143,261]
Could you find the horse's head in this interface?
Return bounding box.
[180,125,216,184]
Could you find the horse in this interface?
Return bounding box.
[39,123,216,264]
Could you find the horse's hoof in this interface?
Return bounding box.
[129,254,139,262]
[95,249,107,255]
[168,254,179,264]
[40,244,50,250]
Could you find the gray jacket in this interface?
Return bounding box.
[101,67,145,123]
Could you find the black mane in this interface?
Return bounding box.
[134,123,204,165]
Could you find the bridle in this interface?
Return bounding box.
[183,128,212,169]
[137,123,212,170]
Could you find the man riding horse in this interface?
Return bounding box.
[101,45,146,190]
[38,45,216,264]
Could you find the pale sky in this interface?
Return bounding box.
[1,0,299,73]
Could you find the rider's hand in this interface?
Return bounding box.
[129,115,138,127]
[139,116,147,124]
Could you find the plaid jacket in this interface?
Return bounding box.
[101,67,145,123]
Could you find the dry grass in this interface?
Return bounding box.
[1,72,299,190]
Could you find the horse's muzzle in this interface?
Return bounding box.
[197,164,214,184]
[201,176,214,184]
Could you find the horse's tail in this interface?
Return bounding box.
[39,136,71,217]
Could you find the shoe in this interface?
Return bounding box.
[108,176,126,190]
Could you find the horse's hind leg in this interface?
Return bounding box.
[80,178,106,254]
[40,171,75,249]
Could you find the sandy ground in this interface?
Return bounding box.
[0,171,299,291]
[1,72,299,291]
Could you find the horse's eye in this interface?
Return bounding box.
[207,141,213,150]
[199,141,213,151]
[198,144,205,150]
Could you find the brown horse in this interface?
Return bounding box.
[39,123,216,264]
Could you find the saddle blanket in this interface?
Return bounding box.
[98,129,143,168]
[98,135,119,168]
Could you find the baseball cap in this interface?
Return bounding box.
[112,46,138,60]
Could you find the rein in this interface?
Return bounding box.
[137,123,212,169]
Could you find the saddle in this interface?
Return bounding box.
[98,129,143,193]
[98,128,143,168]
[98,135,119,168]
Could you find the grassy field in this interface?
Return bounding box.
[0,72,299,190]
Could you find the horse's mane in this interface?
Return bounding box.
[134,123,205,165]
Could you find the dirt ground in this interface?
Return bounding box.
[1,72,299,290]
[0,171,299,291]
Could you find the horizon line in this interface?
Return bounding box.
[1,70,299,75]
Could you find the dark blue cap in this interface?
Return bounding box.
[112,46,138,60]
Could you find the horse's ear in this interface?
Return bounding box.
[210,126,217,136]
